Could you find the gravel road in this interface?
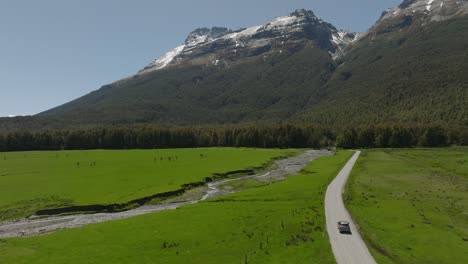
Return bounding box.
[0,149,331,239]
[325,151,377,264]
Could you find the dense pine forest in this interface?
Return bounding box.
[0,124,465,152]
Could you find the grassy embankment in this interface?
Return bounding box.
[0,151,353,264]
[346,147,468,264]
[0,148,296,221]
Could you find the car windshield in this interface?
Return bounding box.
[340,222,349,225]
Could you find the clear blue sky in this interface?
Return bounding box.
[0,0,401,117]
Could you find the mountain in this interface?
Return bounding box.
[33,9,360,127]
[138,9,359,74]
[376,0,468,34]
[1,1,467,129]
[300,0,468,125]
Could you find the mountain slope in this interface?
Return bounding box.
[301,0,468,126]
[40,45,336,126]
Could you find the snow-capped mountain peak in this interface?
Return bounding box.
[260,9,316,31]
[139,9,360,74]
[378,0,468,26]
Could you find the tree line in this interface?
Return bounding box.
[0,124,466,152]
[335,125,467,148]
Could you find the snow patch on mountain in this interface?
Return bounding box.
[140,45,185,73]
[427,0,436,11]
[379,0,468,23]
[265,16,299,29]
[331,31,362,59]
[225,26,262,40]
[186,35,208,47]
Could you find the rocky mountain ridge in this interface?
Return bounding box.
[139,9,360,75]
[371,0,468,34]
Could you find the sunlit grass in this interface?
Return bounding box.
[0,151,353,264]
[346,147,468,264]
[0,148,296,221]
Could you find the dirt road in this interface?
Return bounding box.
[0,149,330,239]
[325,151,377,264]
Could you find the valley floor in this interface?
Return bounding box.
[0,148,295,221]
[0,150,328,238]
[0,151,353,264]
[2,147,465,263]
[346,147,468,264]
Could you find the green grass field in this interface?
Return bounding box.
[0,148,296,221]
[346,147,468,264]
[0,151,353,264]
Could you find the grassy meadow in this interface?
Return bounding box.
[0,151,353,264]
[346,147,468,264]
[0,148,296,221]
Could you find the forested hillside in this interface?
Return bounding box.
[301,15,468,126]
[38,46,335,126]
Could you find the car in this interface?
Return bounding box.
[337,221,351,234]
